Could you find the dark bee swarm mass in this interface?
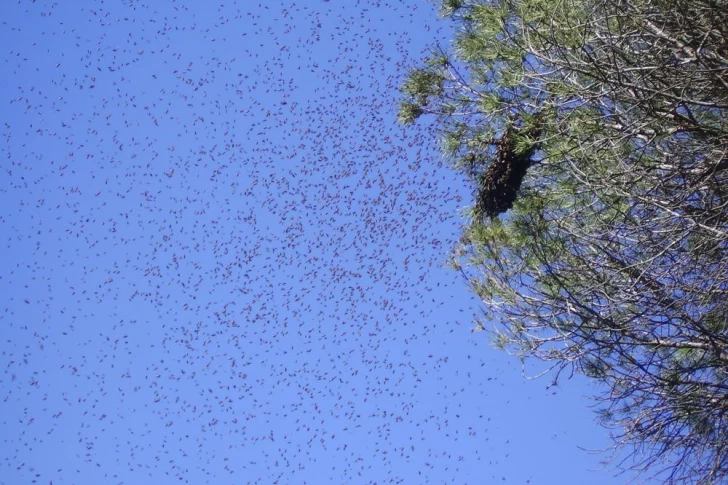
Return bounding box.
[474,126,540,221]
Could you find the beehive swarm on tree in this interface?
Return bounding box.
[474,126,539,221]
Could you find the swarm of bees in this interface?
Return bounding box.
[473,123,542,221]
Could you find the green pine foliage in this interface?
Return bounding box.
[400,0,728,483]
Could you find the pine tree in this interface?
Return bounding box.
[401,1,728,482]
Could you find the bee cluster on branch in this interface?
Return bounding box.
[473,123,542,222]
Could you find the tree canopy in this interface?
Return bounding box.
[400,0,728,482]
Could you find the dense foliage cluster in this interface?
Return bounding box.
[400,0,728,482]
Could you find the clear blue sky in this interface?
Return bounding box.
[1,1,623,483]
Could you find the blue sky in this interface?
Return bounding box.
[2,1,622,483]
